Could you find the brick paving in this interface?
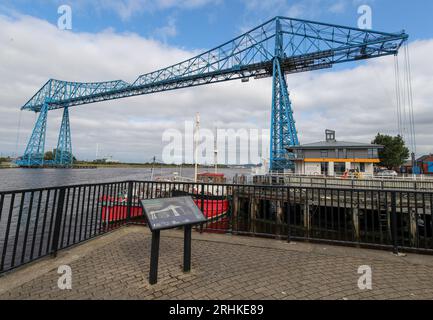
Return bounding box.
[1,226,433,300]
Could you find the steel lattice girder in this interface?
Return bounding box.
[16,103,49,166]
[21,16,408,112]
[55,107,73,165]
[270,58,299,171]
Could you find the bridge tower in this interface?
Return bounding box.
[18,102,73,167]
[54,107,73,166]
[19,102,49,167]
[270,18,299,171]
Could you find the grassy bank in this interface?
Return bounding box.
[2,160,234,170]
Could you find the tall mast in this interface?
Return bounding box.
[194,113,200,183]
[214,127,218,174]
[150,156,156,181]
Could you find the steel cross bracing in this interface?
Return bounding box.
[18,102,49,166]
[271,19,299,171]
[18,16,408,169]
[21,17,408,112]
[271,59,299,171]
[54,107,73,166]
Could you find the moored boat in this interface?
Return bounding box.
[100,173,230,232]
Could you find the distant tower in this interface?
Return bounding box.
[325,129,336,142]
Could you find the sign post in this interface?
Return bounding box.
[183,225,192,273]
[140,197,206,285]
[149,230,161,285]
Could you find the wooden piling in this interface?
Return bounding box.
[353,208,360,242]
[409,210,418,247]
[249,197,258,234]
[303,202,310,238]
[276,201,284,240]
[232,191,239,235]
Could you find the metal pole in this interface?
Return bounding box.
[194,113,200,183]
[126,181,133,222]
[391,192,399,254]
[51,188,66,257]
[149,230,161,285]
[184,226,192,273]
[200,184,205,234]
[287,188,291,243]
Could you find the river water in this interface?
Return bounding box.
[0,167,251,192]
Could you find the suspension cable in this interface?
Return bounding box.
[394,42,417,159]
[394,54,403,137]
[404,43,417,155]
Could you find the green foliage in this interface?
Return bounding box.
[44,150,54,161]
[44,149,77,163]
[372,134,410,169]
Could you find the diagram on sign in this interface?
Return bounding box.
[141,197,206,231]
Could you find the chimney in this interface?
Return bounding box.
[325,129,336,142]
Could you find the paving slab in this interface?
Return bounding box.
[1,226,433,300]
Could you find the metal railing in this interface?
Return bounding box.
[235,174,433,191]
[1,180,432,274]
[0,182,137,275]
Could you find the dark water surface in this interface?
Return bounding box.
[0,167,250,192]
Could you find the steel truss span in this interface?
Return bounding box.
[17,16,408,170]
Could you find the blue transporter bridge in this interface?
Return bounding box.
[16,17,408,171]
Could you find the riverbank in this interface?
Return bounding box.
[0,162,14,169]
[75,162,232,169]
[3,162,235,170]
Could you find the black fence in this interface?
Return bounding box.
[1,181,432,274]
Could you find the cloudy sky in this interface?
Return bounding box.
[0,0,432,163]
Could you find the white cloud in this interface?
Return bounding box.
[238,0,354,33]
[154,16,178,42]
[328,0,347,14]
[0,14,432,163]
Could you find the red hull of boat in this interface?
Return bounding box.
[101,198,229,232]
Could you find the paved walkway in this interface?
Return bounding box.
[1,226,433,300]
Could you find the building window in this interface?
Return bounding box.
[321,162,329,175]
[337,149,346,159]
[334,162,346,174]
[295,150,304,159]
[320,150,328,158]
[368,149,378,158]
